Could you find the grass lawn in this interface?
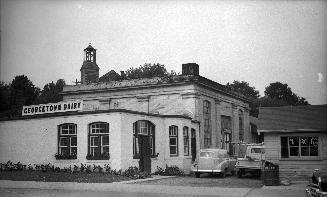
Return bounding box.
[0,171,131,183]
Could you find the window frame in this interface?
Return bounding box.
[57,123,77,160]
[280,133,321,161]
[238,110,244,142]
[203,100,211,148]
[133,120,156,159]
[87,122,109,160]
[183,126,190,156]
[169,125,179,157]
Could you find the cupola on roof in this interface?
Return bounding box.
[84,43,95,51]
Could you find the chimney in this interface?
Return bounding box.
[182,63,199,76]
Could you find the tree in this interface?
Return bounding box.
[226,80,260,99]
[226,80,260,117]
[125,63,176,79]
[0,81,11,112]
[36,79,65,104]
[5,75,40,117]
[10,75,39,106]
[264,82,309,106]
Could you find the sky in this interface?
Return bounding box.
[1,0,326,105]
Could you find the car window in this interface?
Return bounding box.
[200,151,214,158]
[217,153,226,158]
[251,148,265,154]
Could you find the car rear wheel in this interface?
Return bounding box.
[195,172,201,178]
[221,169,226,178]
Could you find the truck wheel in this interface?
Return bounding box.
[195,172,201,178]
[237,170,243,178]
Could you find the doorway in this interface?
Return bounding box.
[138,135,151,173]
[133,120,155,173]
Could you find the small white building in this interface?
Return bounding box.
[0,106,199,173]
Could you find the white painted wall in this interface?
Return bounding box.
[0,111,199,173]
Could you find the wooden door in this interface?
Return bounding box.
[138,135,151,173]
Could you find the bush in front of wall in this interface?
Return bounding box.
[122,166,151,179]
[0,161,151,180]
[154,165,184,176]
[85,165,92,173]
[93,165,103,173]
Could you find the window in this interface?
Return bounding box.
[169,125,178,156]
[133,120,155,158]
[281,136,319,159]
[203,100,210,114]
[87,122,109,160]
[57,123,77,159]
[191,128,196,162]
[183,127,189,156]
[239,110,244,141]
[221,116,232,154]
[203,100,211,148]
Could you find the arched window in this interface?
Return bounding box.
[239,110,244,142]
[87,122,109,160]
[183,126,189,156]
[57,123,77,159]
[203,100,211,148]
[133,120,155,158]
[169,125,178,156]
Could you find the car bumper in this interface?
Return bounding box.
[191,168,222,173]
[235,165,261,170]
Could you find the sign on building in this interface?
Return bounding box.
[22,100,83,116]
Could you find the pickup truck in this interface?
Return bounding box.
[235,144,265,177]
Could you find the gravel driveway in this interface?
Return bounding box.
[136,174,263,188]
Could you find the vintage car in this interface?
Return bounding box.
[190,149,236,178]
[306,169,327,197]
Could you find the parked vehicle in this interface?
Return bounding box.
[190,149,236,178]
[235,144,265,177]
[306,169,327,197]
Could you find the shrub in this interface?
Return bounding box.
[93,165,103,173]
[63,166,72,173]
[27,164,34,171]
[80,163,86,173]
[54,167,61,173]
[104,164,111,173]
[154,165,184,176]
[34,164,41,171]
[122,166,151,179]
[72,165,79,173]
[85,165,92,173]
